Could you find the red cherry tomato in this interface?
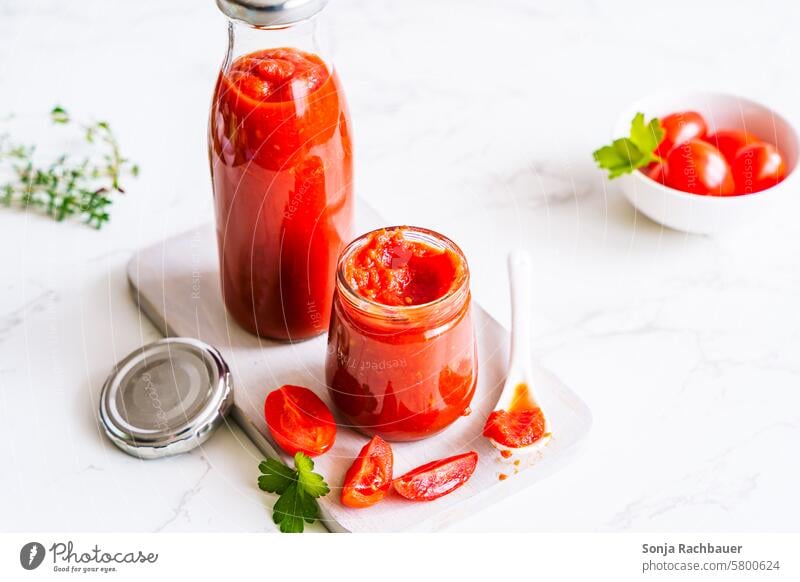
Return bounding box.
[731,143,787,194]
[703,129,761,165]
[264,385,336,456]
[392,451,478,501]
[655,111,707,158]
[704,129,760,164]
[664,139,735,196]
[341,436,393,508]
[642,162,666,185]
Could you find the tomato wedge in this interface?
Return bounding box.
[341,436,393,508]
[264,385,336,456]
[392,451,478,501]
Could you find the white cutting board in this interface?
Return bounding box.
[127,203,592,532]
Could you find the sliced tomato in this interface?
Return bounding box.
[655,111,707,158]
[664,139,735,196]
[704,129,759,164]
[264,385,336,456]
[483,407,547,448]
[392,451,478,501]
[341,436,393,508]
[731,142,787,194]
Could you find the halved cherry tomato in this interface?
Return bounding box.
[704,129,759,164]
[731,142,787,194]
[664,139,735,196]
[392,451,478,501]
[341,436,393,508]
[264,385,336,456]
[655,111,707,158]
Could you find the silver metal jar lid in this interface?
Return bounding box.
[99,338,233,460]
[216,0,328,27]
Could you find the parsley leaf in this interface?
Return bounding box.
[300,491,321,524]
[593,112,665,179]
[257,458,295,494]
[295,452,330,498]
[257,452,329,533]
[593,139,646,179]
[272,483,307,533]
[629,112,664,155]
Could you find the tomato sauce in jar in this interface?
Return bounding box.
[209,46,353,340]
[325,226,477,441]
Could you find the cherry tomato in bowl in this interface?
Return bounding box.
[704,129,759,164]
[664,139,735,196]
[393,451,478,501]
[731,142,787,194]
[642,162,666,184]
[655,110,707,158]
[264,385,336,456]
[341,436,393,508]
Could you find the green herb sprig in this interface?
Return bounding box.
[257,452,330,533]
[593,112,665,178]
[0,106,138,229]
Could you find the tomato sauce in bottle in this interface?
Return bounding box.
[326,227,478,441]
[209,1,353,340]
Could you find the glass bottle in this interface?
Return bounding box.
[209,0,354,340]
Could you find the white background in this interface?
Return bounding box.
[1,0,799,532]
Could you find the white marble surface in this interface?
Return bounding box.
[1,0,799,532]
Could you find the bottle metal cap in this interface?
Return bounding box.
[216,0,328,27]
[99,338,233,459]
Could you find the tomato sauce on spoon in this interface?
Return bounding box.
[482,382,548,448]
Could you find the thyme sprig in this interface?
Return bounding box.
[0,106,138,229]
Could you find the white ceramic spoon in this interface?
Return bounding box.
[487,250,551,454]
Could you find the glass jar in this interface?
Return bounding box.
[325,227,478,441]
[209,0,354,341]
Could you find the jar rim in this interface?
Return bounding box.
[335,226,471,321]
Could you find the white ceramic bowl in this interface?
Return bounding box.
[613,92,799,234]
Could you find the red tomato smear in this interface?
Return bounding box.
[483,383,548,448]
[343,228,462,306]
